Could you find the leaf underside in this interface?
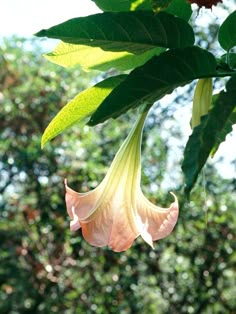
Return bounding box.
[44,43,164,71]
[41,75,126,147]
[182,75,236,195]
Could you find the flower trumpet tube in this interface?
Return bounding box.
[191,78,213,129]
[65,111,179,252]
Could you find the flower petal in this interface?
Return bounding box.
[65,179,103,230]
[136,191,179,247]
[65,180,138,251]
[81,199,139,252]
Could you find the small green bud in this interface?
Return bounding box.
[191,78,213,129]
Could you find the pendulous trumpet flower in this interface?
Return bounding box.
[65,110,179,252]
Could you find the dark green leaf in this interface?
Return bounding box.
[218,10,236,51]
[165,0,192,21]
[91,0,152,12]
[89,46,217,125]
[182,75,236,195]
[41,75,126,147]
[211,110,236,157]
[36,11,194,52]
[91,0,192,21]
[151,0,173,12]
[218,52,236,70]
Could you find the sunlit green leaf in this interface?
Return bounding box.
[218,10,236,51]
[89,46,217,125]
[41,75,126,147]
[44,42,163,71]
[182,75,236,195]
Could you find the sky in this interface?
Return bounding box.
[0,0,100,37]
[0,0,235,179]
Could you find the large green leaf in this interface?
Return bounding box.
[89,46,218,125]
[182,75,236,195]
[37,11,194,71]
[218,10,236,51]
[44,43,163,71]
[36,11,194,51]
[41,75,126,148]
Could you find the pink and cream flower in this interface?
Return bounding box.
[65,111,179,252]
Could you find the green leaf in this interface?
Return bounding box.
[91,0,152,12]
[211,110,236,157]
[182,75,236,195]
[91,0,192,21]
[36,12,194,52]
[44,43,163,71]
[151,0,192,20]
[218,52,236,70]
[41,75,126,148]
[37,11,194,71]
[218,10,236,51]
[89,46,217,125]
[165,0,192,21]
[151,0,173,12]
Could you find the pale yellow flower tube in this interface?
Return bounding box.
[191,78,213,129]
[65,110,179,252]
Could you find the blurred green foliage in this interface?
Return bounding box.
[0,37,236,314]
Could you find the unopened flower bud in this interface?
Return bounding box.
[191,78,213,129]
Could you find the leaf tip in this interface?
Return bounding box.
[87,116,96,126]
[41,133,49,149]
[34,29,47,37]
[41,139,45,149]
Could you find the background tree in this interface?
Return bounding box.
[0,35,235,313]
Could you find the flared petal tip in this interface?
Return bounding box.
[139,191,179,245]
[70,219,81,232]
[69,205,81,231]
[170,191,178,206]
[142,234,154,250]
